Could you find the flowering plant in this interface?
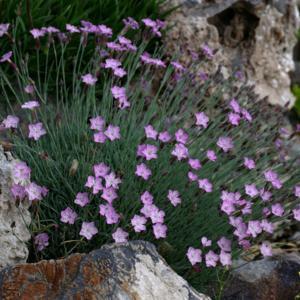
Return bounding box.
[0,18,299,292]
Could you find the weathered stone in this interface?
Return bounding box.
[0,146,31,270]
[164,0,299,108]
[0,240,210,300]
[222,253,300,300]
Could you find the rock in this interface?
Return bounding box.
[0,240,210,300]
[222,253,300,300]
[0,146,31,270]
[164,0,299,108]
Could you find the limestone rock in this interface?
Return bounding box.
[0,240,210,300]
[222,253,300,300]
[164,0,299,107]
[0,146,31,270]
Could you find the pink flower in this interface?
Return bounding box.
[104,58,121,69]
[113,67,127,78]
[140,191,154,205]
[135,163,152,180]
[104,125,121,141]
[13,161,31,184]
[94,163,110,177]
[112,228,128,243]
[153,223,167,239]
[30,28,46,39]
[175,129,189,144]
[207,150,217,161]
[81,73,97,85]
[294,185,300,198]
[93,131,107,143]
[150,208,165,224]
[229,98,241,113]
[80,222,98,240]
[205,250,219,267]
[188,171,198,182]
[0,23,9,37]
[271,203,284,217]
[25,182,44,201]
[141,144,158,160]
[24,84,35,94]
[195,112,209,128]
[260,189,272,202]
[140,52,166,67]
[111,86,130,109]
[99,204,120,224]
[11,184,26,200]
[244,157,255,169]
[104,172,121,189]
[187,247,202,265]
[60,207,77,224]
[171,143,189,161]
[2,115,19,129]
[201,237,212,247]
[96,24,112,37]
[66,24,80,33]
[21,100,40,110]
[74,192,89,207]
[217,237,231,252]
[241,109,252,122]
[217,137,233,152]
[260,242,272,257]
[292,207,300,221]
[123,17,139,30]
[245,184,259,198]
[28,122,46,141]
[188,158,201,170]
[247,220,262,238]
[141,204,157,218]
[101,187,118,203]
[158,131,172,142]
[220,251,232,266]
[201,44,214,59]
[90,116,105,131]
[0,51,12,63]
[167,190,181,207]
[198,178,213,193]
[171,61,184,71]
[228,112,240,126]
[34,233,49,251]
[144,125,158,140]
[261,219,274,234]
[131,215,147,232]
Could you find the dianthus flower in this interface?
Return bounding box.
[13,161,31,184]
[228,112,240,126]
[104,125,121,141]
[260,189,272,202]
[99,204,120,224]
[123,17,139,30]
[150,208,165,224]
[144,125,158,140]
[188,171,198,182]
[140,144,158,160]
[104,172,121,189]
[220,251,232,266]
[229,98,241,113]
[74,192,90,207]
[271,203,284,217]
[104,58,121,69]
[24,84,35,94]
[201,44,214,59]
[66,24,80,33]
[261,219,274,234]
[175,129,189,144]
[187,247,202,265]
[111,86,130,109]
[135,163,152,180]
[112,228,128,243]
[11,184,26,200]
[94,163,110,177]
[217,136,234,152]
[90,116,105,131]
[293,207,300,221]
[140,191,154,205]
[195,112,209,128]
[247,220,262,238]
[2,115,19,129]
[34,233,49,251]
[21,100,40,110]
[131,215,147,232]
[93,131,107,143]
[207,150,217,161]
[0,23,9,37]
[28,122,46,140]
[0,51,12,63]
[60,207,77,224]
[294,185,300,197]
[81,73,97,85]
[245,184,259,198]
[205,250,219,267]
[30,28,46,39]
[153,223,167,239]
[198,178,213,193]
[167,190,181,207]
[188,158,201,170]
[158,131,172,142]
[201,237,212,247]
[171,143,189,161]
[244,157,255,169]
[260,242,272,257]
[217,237,231,252]
[80,221,98,240]
[113,67,127,78]
[101,187,118,203]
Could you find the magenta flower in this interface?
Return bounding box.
[201,44,214,59]
[260,242,272,257]
[101,187,118,203]
[198,178,213,193]
[201,237,212,247]
[111,86,130,109]
[81,73,97,86]
[104,58,121,69]
[245,184,259,198]
[207,150,217,161]
[21,100,40,110]
[244,157,255,169]
[0,23,9,37]
[175,129,189,144]
[0,51,13,63]
[104,125,121,141]
[220,251,232,266]
[80,222,98,240]
[60,207,77,224]
[217,137,233,152]
[241,109,252,122]
[247,220,262,238]
[188,171,198,182]
[74,192,90,207]
[11,184,26,200]
[24,84,35,94]
[66,24,80,33]
[34,233,49,251]
[158,131,172,142]
[140,52,166,67]
[228,112,240,126]
[93,132,107,143]
[171,61,184,71]
[293,207,300,221]
[141,144,158,160]
[90,116,105,131]
[171,143,189,161]
[13,161,31,184]
[112,228,128,243]
[96,24,112,37]
[217,237,231,252]
[229,98,241,113]
[104,172,121,189]
[30,28,46,39]
[123,17,139,30]
[271,203,284,217]
[131,215,147,232]
[188,158,201,170]
[94,163,110,178]
[140,191,154,205]
[2,115,19,129]
[195,112,209,128]
[135,163,152,180]
[205,250,219,267]
[144,125,158,140]
[167,190,181,207]
[25,182,44,201]
[28,122,46,141]
[260,189,272,202]
[187,247,202,265]
[294,185,300,198]
[153,223,167,239]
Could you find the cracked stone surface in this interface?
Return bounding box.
[0,240,210,300]
[164,0,299,108]
[0,146,31,270]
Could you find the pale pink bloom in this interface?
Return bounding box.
[262,207,271,217]
[80,222,98,240]
[104,172,121,189]
[131,215,147,232]
[96,24,113,37]
[198,178,213,193]
[244,157,255,169]
[260,189,272,202]
[260,242,272,257]
[90,116,105,130]
[34,233,49,251]
[123,17,139,30]
[101,187,118,203]
[187,247,202,265]
[60,207,77,224]
[188,171,198,182]
[217,137,233,152]
[295,186,300,198]
[135,163,151,180]
[24,84,35,94]
[111,86,130,109]
[207,150,217,161]
[201,44,214,59]
[30,28,46,39]
[140,204,157,218]
[217,237,231,252]
[153,223,167,239]
[141,144,158,160]
[221,201,236,216]
[81,73,97,85]
[158,131,172,142]
[245,184,259,198]
[74,192,89,207]
[99,204,120,224]
[228,112,240,126]
[113,67,127,78]
[112,228,128,243]
[144,125,158,140]
[175,129,188,144]
[28,122,46,141]
[271,203,284,217]
[195,112,209,128]
[261,219,274,234]
[140,191,154,205]
[171,143,189,161]
[150,209,165,224]
[0,23,9,37]
[171,61,184,71]
[247,220,262,238]
[188,158,201,170]
[2,115,19,129]
[0,51,12,63]
[220,251,232,266]
[21,100,40,110]
[104,125,121,141]
[167,190,181,207]
[104,58,121,69]
[94,163,110,177]
[93,131,107,143]
[205,251,219,267]
[201,237,212,247]
[241,109,252,122]
[85,176,103,194]
[11,184,26,200]
[66,24,80,33]
[293,207,300,221]
[13,161,31,184]
[229,98,241,113]
[25,182,44,201]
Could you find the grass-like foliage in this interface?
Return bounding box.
[0,19,300,294]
